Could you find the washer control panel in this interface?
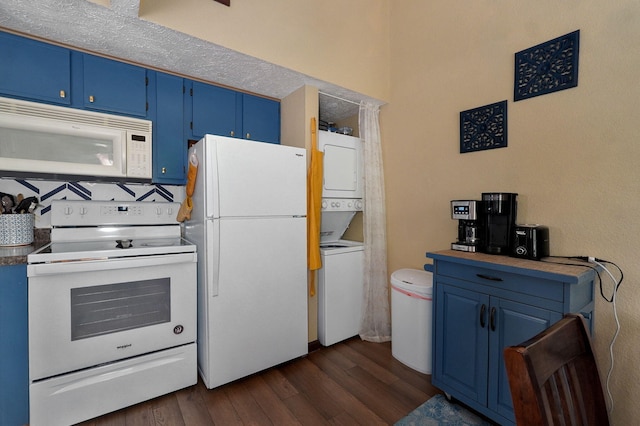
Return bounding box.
[321,198,363,212]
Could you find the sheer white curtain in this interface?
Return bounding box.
[358,101,391,343]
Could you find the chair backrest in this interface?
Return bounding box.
[503,313,609,426]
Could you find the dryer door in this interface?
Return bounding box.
[318,131,363,198]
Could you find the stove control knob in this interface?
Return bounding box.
[155,206,162,216]
[355,200,363,210]
[79,207,87,216]
[321,200,328,209]
[64,206,73,215]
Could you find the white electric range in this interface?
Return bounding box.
[27,200,197,426]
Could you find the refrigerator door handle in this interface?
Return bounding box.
[207,219,221,297]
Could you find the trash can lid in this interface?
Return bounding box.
[391,268,432,296]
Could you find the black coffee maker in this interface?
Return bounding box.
[451,200,483,252]
[481,193,518,255]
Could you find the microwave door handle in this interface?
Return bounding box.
[123,131,130,176]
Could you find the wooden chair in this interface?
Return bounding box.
[503,313,609,426]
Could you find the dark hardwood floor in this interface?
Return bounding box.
[77,337,441,425]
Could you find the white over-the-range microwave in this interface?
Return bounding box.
[0,96,152,180]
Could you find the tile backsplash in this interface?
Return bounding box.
[0,177,185,228]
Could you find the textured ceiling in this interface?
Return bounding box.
[0,0,378,123]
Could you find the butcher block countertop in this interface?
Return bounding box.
[426,249,594,282]
[0,228,50,266]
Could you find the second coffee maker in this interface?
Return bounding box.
[481,192,518,255]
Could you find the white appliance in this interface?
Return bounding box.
[318,130,363,199]
[0,96,152,180]
[318,198,364,346]
[27,200,197,426]
[185,135,308,389]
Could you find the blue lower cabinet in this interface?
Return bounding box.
[427,250,595,425]
[0,264,29,426]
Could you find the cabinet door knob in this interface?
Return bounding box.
[246,132,251,139]
[89,95,95,103]
[161,167,167,174]
[480,304,486,328]
[230,130,235,137]
[59,90,66,98]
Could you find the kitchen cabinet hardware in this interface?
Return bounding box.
[60,90,66,98]
[89,95,95,103]
[477,273,503,281]
[480,304,486,328]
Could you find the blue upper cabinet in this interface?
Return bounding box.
[82,54,148,117]
[190,80,280,143]
[150,71,187,184]
[191,82,241,139]
[0,31,72,105]
[242,93,280,144]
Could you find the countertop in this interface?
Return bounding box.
[426,249,595,281]
[0,228,50,266]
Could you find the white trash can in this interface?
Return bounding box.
[391,268,433,374]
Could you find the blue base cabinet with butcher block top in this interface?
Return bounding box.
[0,264,29,426]
[426,250,596,426]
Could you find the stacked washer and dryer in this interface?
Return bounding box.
[317,130,365,346]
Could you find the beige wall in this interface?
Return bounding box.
[137,0,391,102]
[384,1,640,424]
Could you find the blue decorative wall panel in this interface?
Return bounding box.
[460,100,508,154]
[514,30,580,101]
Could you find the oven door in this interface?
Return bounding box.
[27,252,196,381]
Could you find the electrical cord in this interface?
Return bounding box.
[591,259,620,416]
[542,255,622,416]
[544,256,623,303]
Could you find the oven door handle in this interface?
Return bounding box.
[28,252,196,276]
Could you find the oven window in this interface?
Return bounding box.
[71,278,170,340]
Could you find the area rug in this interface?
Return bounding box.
[395,394,493,426]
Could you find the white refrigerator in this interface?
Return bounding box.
[185,135,308,389]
